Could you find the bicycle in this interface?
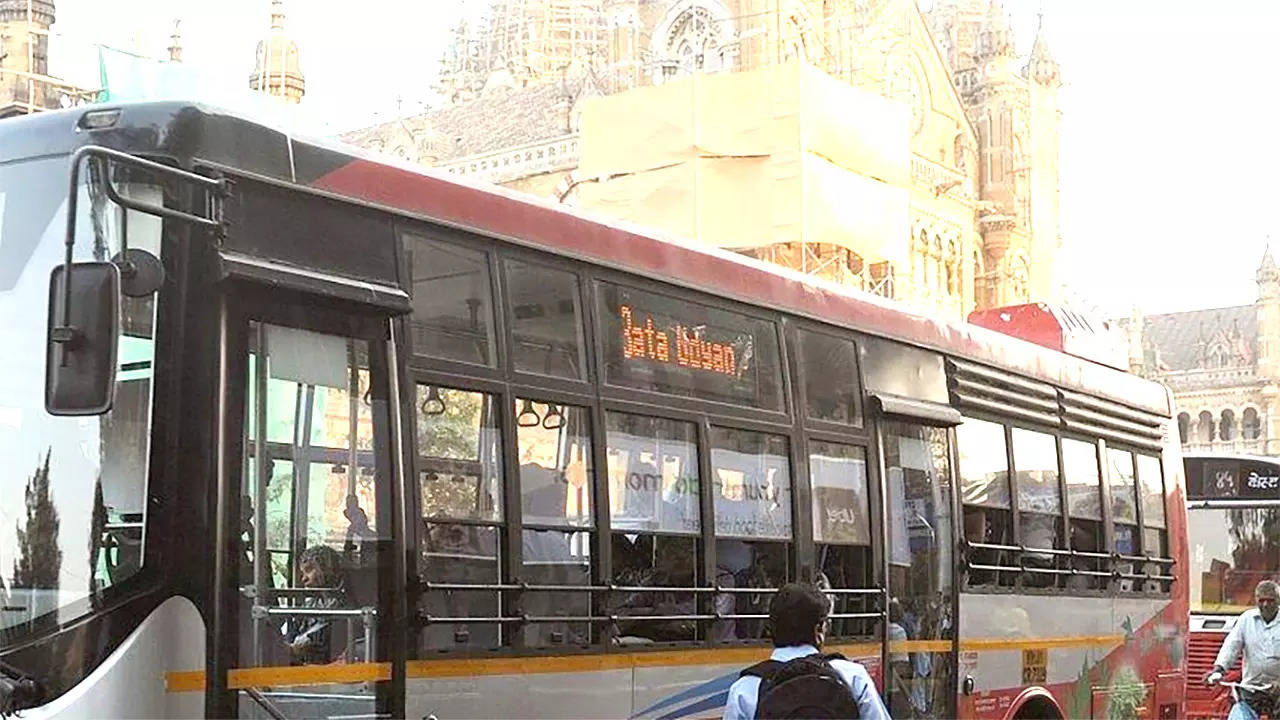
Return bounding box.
[1207,677,1274,720]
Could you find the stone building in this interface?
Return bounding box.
[1125,249,1280,456]
[0,0,95,116]
[343,0,1063,319]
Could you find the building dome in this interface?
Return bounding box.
[249,0,305,103]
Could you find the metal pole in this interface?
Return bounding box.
[362,606,375,663]
[253,324,270,667]
[347,344,358,496]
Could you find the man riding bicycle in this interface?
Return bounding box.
[1205,580,1280,720]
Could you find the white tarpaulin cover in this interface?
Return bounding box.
[577,61,911,262]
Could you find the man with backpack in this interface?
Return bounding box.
[723,582,890,720]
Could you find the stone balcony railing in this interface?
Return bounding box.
[1156,366,1262,391]
[1181,438,1277,456]
[438,134,580,185]
[910,153,974,202]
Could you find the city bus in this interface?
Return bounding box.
[1182,453,1280,719]
[0,102,1187,719]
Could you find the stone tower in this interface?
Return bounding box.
[249,0,305,104]
[970,1,1025,308]
[928,0,1062,308]
[167,19,182,63]
[0,0,56,115]
[1257,246,1280,442]
[1024,15,1062,309]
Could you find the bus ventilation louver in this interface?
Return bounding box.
[947,359,1166,451]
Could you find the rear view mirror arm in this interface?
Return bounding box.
[57,144,228,349]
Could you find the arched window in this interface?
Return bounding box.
[1219,409,1237,442]
[652,2,733,83]
[972,250,985,306]
[1177,412,1190,445]
[954,134,966,171]
[1009,253,1030,303]
[1243,408,1261,440]
[1197,410,1214,443]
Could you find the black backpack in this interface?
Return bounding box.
[741,653,860,720]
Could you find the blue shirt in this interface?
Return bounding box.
[722,644,891,720]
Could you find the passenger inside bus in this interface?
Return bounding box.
[610,535,697,644]
[286,545,355,665]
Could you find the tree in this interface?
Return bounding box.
[88,477,107,596]
[13,451,63,591]
[1226,508,1280,603]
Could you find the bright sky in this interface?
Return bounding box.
[46,0,1280,318]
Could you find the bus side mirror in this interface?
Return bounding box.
[45,262,121,416]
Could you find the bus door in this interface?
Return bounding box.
[212,291,405,719]
[874,401,961,720]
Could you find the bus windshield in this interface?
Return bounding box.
[1188,506,1280,614]
[0,156,159,640]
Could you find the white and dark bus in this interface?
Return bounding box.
[1182,453,1280,719]
[0,103,1188,719]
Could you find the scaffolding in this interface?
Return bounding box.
[433,1,949,307]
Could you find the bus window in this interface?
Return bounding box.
[1012,428,1064,589]
[504,259,586,381]
[406,233,496,367]
[956,417,1013,587]
[517,400,595,647]
[797,329,862,426]
[1062,438,1106,590]
[711,427,792,641]
[605,412,701,644]
[1136,454,1170,593]
[416,386,503,651]
[1107,448,1139,591]
[809,441,874,638]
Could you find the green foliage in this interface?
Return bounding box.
[417,389,485,459]
[418,389,498,520]
[1067,657,1094,720]
[13,451,63,590]
[89,477,107,593]
[1106,666,1146,720]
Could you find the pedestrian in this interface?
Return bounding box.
[1204,579,1280,720]
[723,582,889,720]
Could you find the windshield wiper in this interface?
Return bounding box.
[0,659,41,718]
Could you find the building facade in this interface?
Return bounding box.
[0,0,95,116]
[1125,249,1280,456]
[344,0,1064,320]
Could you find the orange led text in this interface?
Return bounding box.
[620,305,737,376]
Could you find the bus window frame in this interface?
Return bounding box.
[499,251,594,389]
[215,286,402,719]
[1058,432,1112,598]
[789,321,866,433]
[952,411,1161,599]
[1099,440,1174,598]
[954,410,1017,593]
[1007,424,1068,593]
[399,226,508,382]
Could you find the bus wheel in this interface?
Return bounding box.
[1012,696,1064,720]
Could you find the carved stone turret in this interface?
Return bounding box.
[248,0,305,103]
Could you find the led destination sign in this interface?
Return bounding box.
[1187,457,1280,501]
[620,305,738,376]
[597,282,783,411]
